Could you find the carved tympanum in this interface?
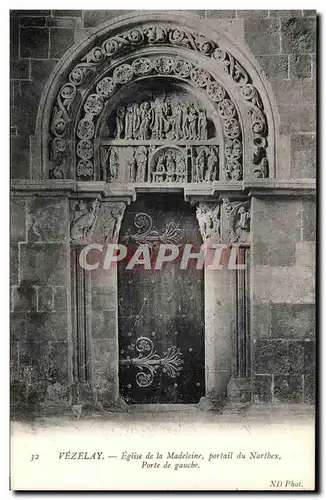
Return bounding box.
[48,22,269,181]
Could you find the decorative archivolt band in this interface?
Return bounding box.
[49,23,269,180]
[73,55,243,181]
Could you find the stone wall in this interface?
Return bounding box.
[11,196,71,412]
[10,10,316,412]
[251,197,315,404]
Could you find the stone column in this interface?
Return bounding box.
[69,198,127,412]
[195,202,234,410]
[222,199,252,406]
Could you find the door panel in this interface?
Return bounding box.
[118,194,205,404]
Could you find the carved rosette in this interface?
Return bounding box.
[49,23,269,180]
[196,203,221,243]
[222,198,251,244]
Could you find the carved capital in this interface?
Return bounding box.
[222,198,251,244]
[70,199,100,244]
[196,202,221,243]
[103,202,126,243]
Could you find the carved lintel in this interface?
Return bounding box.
[196,202,221,243]
[70,199,100,244]
[222,198,251,244]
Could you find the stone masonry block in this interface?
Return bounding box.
[244,19,280,55]
[37,286,54,312]
[27,197,68,242]
[11,10,52,17]
[290,134,316,179]
[206,11,236,19]
[31,59,58,84]
[53,287,67,311]
[303,375,315,404]
[48,341,69,381]
[254,340,291,374]
[271,303,315,339]
[253,375,273,403]
[84,10,131,28]
[289,54,312,79]
[237,10,268,18]
[91,339,118,377]
[10,60,30,79]
[252,265,314,303]
[12,284,37,312]
[274,375,303,402]
[10,136,30,178]
[91,311,116,339]
[10,342,19,381]
[10,16,19,61]
[52,10,83,17]
[11,198,26,243]
[11,245,19,285]
[257,55,288,79]
[269,10,302,18]
[302,11,316,17]
[19,340,50,380]
[302,199,316,241]
[25,312,67,341]
[268,238,296,267]
[298,340,315,374]
[20,28,49,58]
[49,28,75,59]
[251,301,271,338]
[92,286,117,311]
[20,17,46,27]
[19,242,69,286]
[11,312,27,342]
[281,17,316,54]
[46,17,81,28]
[12,80,42,135]
[254,198,302,241]
[295,242,315,268]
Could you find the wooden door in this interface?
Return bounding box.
[118,194,205,404]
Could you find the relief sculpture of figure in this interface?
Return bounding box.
[170,102,183,140]
[198,109,207,140]
[181,103,189,140]
[138,102,152,140]
[176,155,187,182]
[165,151,176,182]
[132,103,141,140]
[195,150,205,182]
[128,151,137,182]
[151,97,168,139]
[108,148,119,181]
[70,199,100,243]
[206,147,218,181]
[154,156,165,182]
[125,104,134,140]
[188,103,198,140]
[135,146,147,182]
[115,106,125,139]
